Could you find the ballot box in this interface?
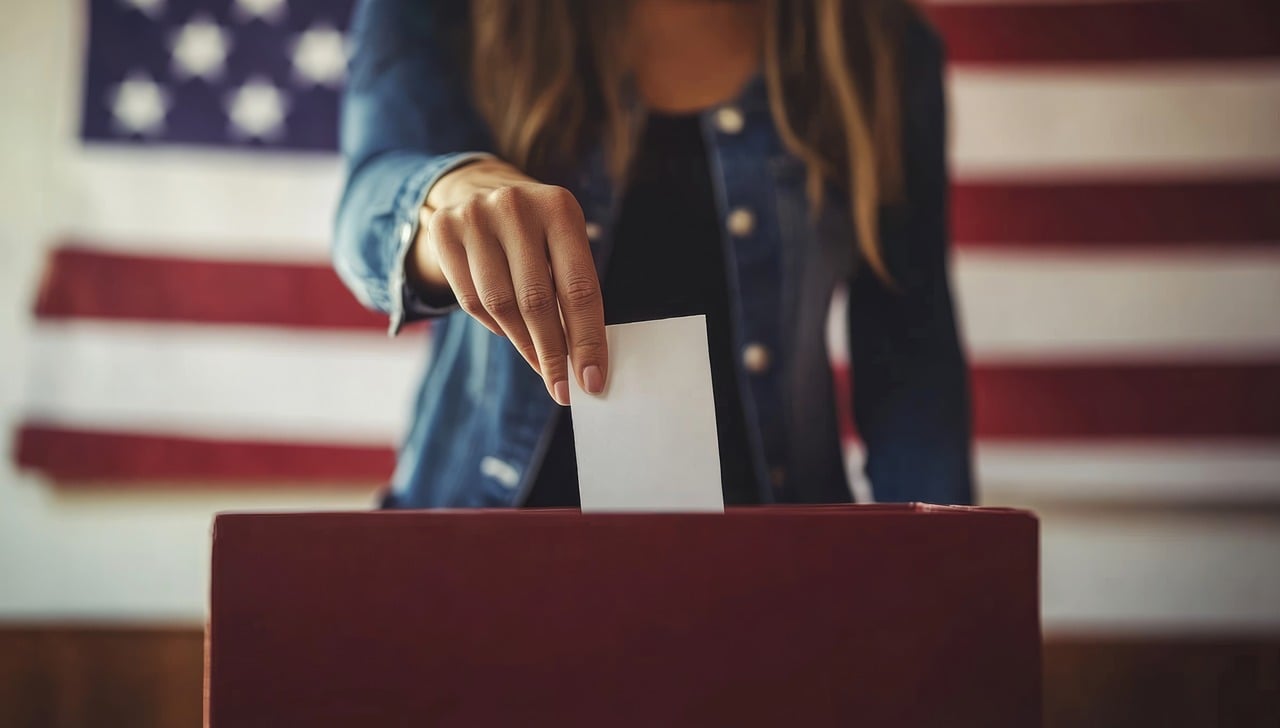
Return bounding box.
[206,504,1040,727]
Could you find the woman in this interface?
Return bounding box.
[334,0,973,508]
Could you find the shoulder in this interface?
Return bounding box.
[896,2,947,132]
[347,0,471,83]
[349,0,470,53]
[900,3,946,85]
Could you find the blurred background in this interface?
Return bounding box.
[1,0,1278,725]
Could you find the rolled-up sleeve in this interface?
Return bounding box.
[846,16,975,505]
[333,0,495,335]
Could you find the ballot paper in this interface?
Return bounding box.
[568,315,724,512]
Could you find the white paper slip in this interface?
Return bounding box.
[568,315,724,513]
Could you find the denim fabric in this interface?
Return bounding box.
[333,0,974,508]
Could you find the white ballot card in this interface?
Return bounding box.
[568,315,724,513]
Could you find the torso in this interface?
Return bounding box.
[526,111,761,506]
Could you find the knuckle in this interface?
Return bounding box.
[515,339,539,363]
[455,291,484,316]
[540,185,581,218]
[516,283,557,317]
[539,353,568,378]
[487,185,524,214]
[424,218,457,261]
[425,210,452,241]
[480,289,518,318]
[559,273,601,308]
[491,187,538,231]
[571,336,606,365]
[456,197,486,230]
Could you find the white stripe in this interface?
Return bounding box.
[844,442,1280,505]
[66,146,343,262]
[978,442,1280,504]
[951,63,1280,178]
[0,484,374,621]
[22,321,426,444]
[1040,506,1280,633]
[828,248,1280,364]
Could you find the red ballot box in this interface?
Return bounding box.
[206,504,1040,727]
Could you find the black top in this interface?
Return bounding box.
[525,112,760,507]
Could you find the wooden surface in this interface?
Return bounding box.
[0,627,203,728]
[0,627,1277,727]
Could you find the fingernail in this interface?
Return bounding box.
[553,379,570,407]
[583,365,604,395]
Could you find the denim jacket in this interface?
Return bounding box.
[333,0,974,508]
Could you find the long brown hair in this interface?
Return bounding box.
[470,0,909,281]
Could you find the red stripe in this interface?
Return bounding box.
[13,425,394,483]
[17,363,1280,483]
[835,362,1280,440]
[952,179,1280,248]
[927,0,1280,64]
[34,245,386,331]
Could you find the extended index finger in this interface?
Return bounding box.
[541,188,607,395]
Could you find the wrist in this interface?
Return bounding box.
[405,211,455,306]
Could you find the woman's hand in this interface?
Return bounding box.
[409,159,607,406]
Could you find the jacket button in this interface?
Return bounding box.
[726,208,755,237]
[584,221,603,241]
[742,342,771,374]
[714,106,744,134]
[398,221,413,245]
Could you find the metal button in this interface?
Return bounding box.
[726,208,755,237]
[714,105,744,134]
[480,456,520,489]
[770,467,786,488]
[584,221,603,241]
[398,221,413,245]
[742,342,771,374]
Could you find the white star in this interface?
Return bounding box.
[291,25,346,87]
[121,0,164,18]
[225,77,289,140]
[233,0,287,23]
[109,72,170,136]
[170,17,231,81]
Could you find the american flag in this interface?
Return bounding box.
[13,0,1280,505]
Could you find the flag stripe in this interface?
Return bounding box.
[35,246,382,330]
[948,249,1280,361]
[831,252,1280,363]
[833,362,1280,439]
[18,424,1280,502]
[67,147,341,261]
[38,247,1280,355]
[951,64,1280,178]
[927,0,1280,64]
[970,363,1280,438]
[22,322,423,444]
[971,441,1280,503]
[14,425,394,482]
[952,178,1280,246]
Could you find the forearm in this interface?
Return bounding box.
[849,315,973,504]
